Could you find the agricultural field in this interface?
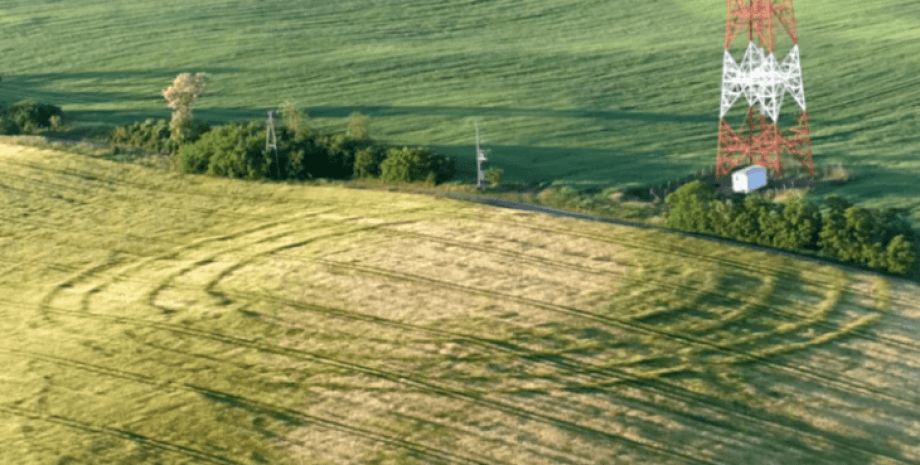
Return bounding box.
[2,0,920,463]
[2,143,920,464]
[0,0,918,224]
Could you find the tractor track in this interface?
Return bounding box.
[444,194,920,287]
[1,155,917,463]
[0,402,244,465]
[0,348,501,465]
[0,296,731,465]
[0,208,916,461]
[0,284,909,464]
[3,207,917,363]
[311,258,920,414]
[361,224,920,354]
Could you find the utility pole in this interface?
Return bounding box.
[266,110,280,179]
[475,119,490,188]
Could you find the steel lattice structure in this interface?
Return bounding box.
[716,0,814,179]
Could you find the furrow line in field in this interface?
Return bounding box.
[0,284,906,465]
[0,403,243,465]
[0,345,582,465]
[472,217,920,309]
[0,159,345,220]
[312,259,920,413]
[0,208,897,463]
[200,290,908,464]
[0,296,728,465]
[28,210,350,326]
[0,354,500,465]
[367,225,920,353]
[4,207,917,372]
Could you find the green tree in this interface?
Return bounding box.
[380,146,434,184]
[278,101,311,135]
[665,181,717,232]
[884,235,917,273]
[353,145,388,179]
[346,111,369,140]
[773,195,821,250]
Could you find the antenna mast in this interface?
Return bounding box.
[266,110,280,179]
[475,119,490,187]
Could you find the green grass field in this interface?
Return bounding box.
[2,0,920,463]
[2,142,920,465]
[1,0,918,224]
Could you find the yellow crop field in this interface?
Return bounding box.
[2,143,920,464]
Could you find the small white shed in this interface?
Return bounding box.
[732,165,768,193]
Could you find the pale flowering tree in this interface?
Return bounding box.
[161,73,212,143]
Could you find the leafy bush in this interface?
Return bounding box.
[0,100,64,135]
[314,133,366,179]
[665,181,717,232]
[772,195,821,250]
[174,121,272,179]
[353,144,389,179]
[277,101,311,135]
[0,115,20,135]
[485,167,503,187]
[346,111,369,140]
[884,235,917,273]
[815,195,854,259]
[109,118,211,155]
[380,146,435,184]
[429,153,456,184]
[668,187,918,274]
[279,127,329,181]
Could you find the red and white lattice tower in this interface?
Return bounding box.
[716,0,814,179]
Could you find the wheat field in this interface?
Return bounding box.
[1,143,919,464]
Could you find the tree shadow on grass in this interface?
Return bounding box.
[0,68,242,111]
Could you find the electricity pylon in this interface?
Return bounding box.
[715,0,814,179]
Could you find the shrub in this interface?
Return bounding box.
[314,133,365,178]
[175,121,274,179]
[380,146,435,184]
[0,115,20,135]
[816,195,854,259]
[49,115,63,130]
[353,144,388,179]
[109,118,172,153]
[108,118,210,155]
[2,100,64,134]
[277,101,311,135]
[429,153,456,184]
[665,181,717,232]
[773,195,821,250]
[485,167,503,187]
[884,235,917,274]
[280,128,329,181]
[346,111,369,140]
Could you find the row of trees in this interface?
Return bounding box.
[157,73,503,187]
[665,181,918,274]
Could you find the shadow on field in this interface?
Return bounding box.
[296,105,714,124]
[0,68,241,120]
